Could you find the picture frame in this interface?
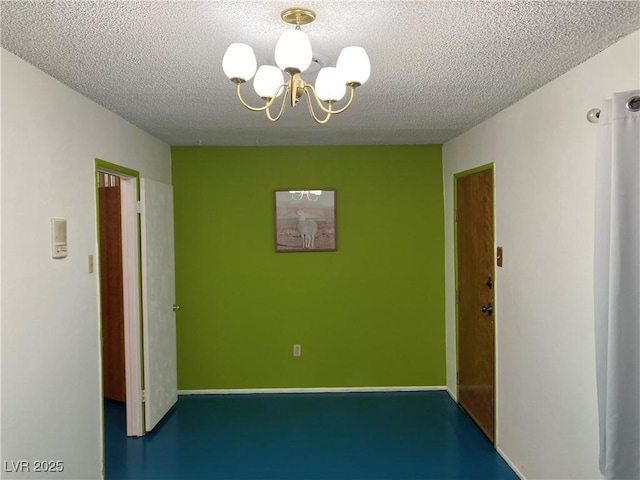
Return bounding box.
[274,189,337,252]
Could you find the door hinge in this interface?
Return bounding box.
[456,372,459,384]
[455,290,459,304]
[455,209,458,222]
[141,390,146,403]
[136,201,142,214]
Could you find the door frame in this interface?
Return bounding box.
[453,162,497,443]
[95,159,145,438]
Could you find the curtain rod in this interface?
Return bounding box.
[587,95,640,123]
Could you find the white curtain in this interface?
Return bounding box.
[594,89,640,480]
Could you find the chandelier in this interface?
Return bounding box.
[222,7,370,124]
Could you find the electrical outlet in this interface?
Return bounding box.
[293,344,301,357]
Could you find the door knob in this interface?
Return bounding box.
[481,303,493,316]
[172,304,181,312]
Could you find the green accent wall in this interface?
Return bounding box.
[172,145,445,389]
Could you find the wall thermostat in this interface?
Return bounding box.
[51,218,68,259]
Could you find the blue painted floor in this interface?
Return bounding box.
[104,391,518,479]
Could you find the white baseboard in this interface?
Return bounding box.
[445,386,458,402]
[497,447,526,480]
[178,386,447,395]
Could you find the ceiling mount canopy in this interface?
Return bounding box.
[222,7,370,124]
[280,7,316,26]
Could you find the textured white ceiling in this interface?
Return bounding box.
[1,1,639,146]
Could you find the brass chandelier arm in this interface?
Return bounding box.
[304,84,357,115]
[265,85,290,122]
[232,76,361,124]
[235,82,286,112]
[304,91,332,124]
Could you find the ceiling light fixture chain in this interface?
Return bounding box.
[222,7,370,124]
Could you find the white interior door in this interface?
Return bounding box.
[140,178,178,432]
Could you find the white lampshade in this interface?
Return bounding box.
[315,67,346,102]
[254,65,284,99]
[336,46,370,85]
[274,29,312,73]
[222,43,257,81]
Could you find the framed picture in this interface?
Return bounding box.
[274,189,337,252]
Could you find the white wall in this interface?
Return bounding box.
[0,49,171,479]
[443,31,639,479]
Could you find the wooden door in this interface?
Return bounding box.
[456,167,495,442]
[99,174,126,403]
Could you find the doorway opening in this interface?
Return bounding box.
[96,160,145,440]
